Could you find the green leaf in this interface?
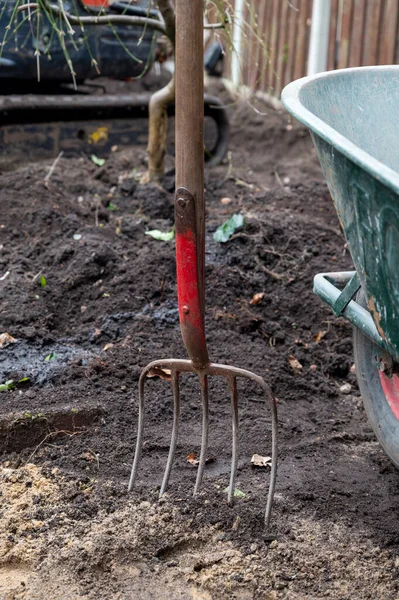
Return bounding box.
[45,353,57,362]
[223,487,246,498]
[40,275,47,287]
[0,380,14,392]
[91,154,105,167]
[213,214,245,243]
[18,377,30,383]
[107,203,119,212]
[145,228,175,242]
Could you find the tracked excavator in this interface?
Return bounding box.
[0,0,228,167]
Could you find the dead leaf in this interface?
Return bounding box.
[313,330,327,343]
[251,454,272,468]
[186,452,215,467]
[186,452,198,466]
[288,355,303,374]
[250,292,265,305]
[147,367,172,380]
[0,333,17,349]
[221,197,232,205]
[103,343,114,351]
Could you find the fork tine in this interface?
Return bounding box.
[194,373,209,495]
[160,371,181,497]
[128,368,146,492]
[227,376,239,505]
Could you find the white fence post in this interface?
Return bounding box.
[307,0,331,75]
[231,0,245,86]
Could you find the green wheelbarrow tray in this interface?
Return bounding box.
[282,66,399,467]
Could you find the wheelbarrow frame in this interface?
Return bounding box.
[282,66,399,364]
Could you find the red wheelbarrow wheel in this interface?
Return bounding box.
[353,291,399,468]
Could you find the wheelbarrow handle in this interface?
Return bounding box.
[175,187,209,368]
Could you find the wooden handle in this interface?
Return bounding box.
[175,0,205,317]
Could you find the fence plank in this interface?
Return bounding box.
[337,0,353,69]
[246,0,259,88]
[268,0,281,92]
[362,0,383,65]
[275,0,289,95]
[259,1,273,91]
[285,1,299,86]
[349,0,366,66]
[294,0,310,80]
[251,0,268,90]
[328,0,339,70]
[379,0,399,64]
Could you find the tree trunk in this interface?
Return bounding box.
[143,0,176,182]
[144,74,175,182]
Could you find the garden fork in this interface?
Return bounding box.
[128,0,277,529]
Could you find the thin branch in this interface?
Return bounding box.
[44,150,64,187]
[18,1,167,35]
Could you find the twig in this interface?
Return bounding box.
[44,150,64,187]
[95,195,100,227]
[25,429,83,464]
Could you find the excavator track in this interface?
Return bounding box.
[0,91,229,168]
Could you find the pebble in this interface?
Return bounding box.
[340,383,352,395]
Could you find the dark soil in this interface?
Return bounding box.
[1,81,399,600]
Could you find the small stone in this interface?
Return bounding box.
[350,363,356,374]
[221,197,232,205]
[340,383,352,395]
[269,540,278,549]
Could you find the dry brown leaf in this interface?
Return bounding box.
[250,292,265,305]
[147,367,172,380]
[103,343,114,352]
[186,452,198,466]
[0,333,17,349]
[251,453,272,468]
[288,355,303,374]
[186,452,215,467]
[313,330,327,343]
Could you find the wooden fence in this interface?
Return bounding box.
[216,0,399,98]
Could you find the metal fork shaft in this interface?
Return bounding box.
[160,371,181,496]
[228,376,239,505]
[194,373,209,495]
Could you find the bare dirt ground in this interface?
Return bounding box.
[1,80,399,599]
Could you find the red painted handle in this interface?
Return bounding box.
[175,187,209,368]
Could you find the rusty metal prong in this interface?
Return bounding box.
[128,366,146,492]
[227,375,239,506]
[194,372,209,495]
[160,371,181,497]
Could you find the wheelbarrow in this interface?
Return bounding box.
[282,66,399,468]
